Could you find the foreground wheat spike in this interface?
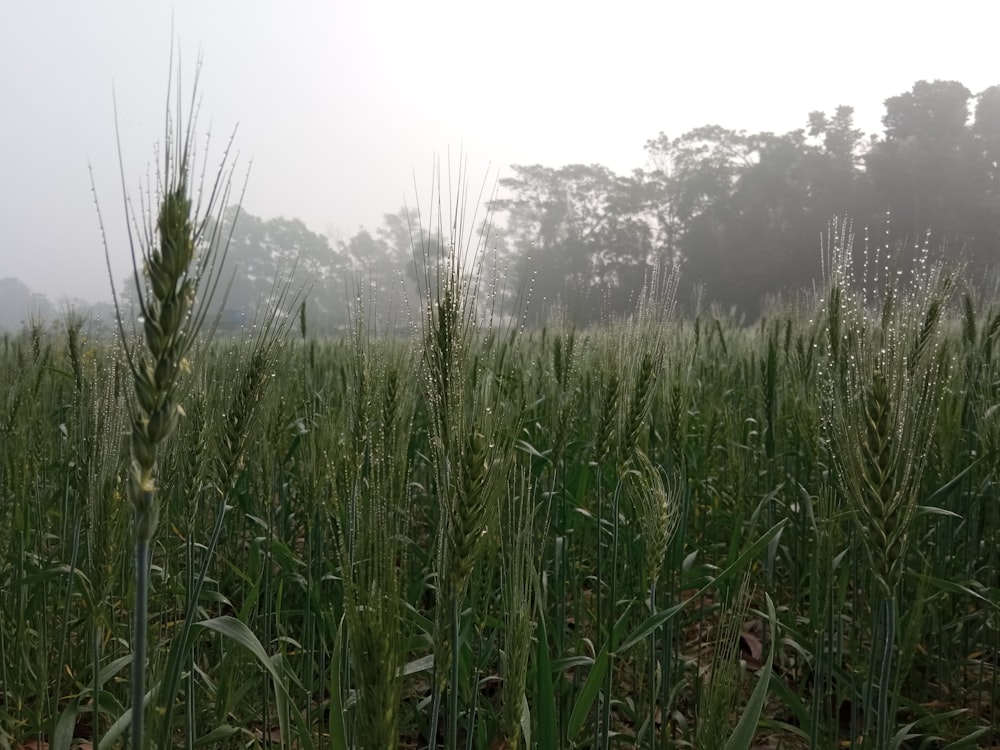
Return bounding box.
[127,184,198,541]
[625,451,679,590]
[499,470,537,750]
[822,219,953,597]
[620,260,679,461]
[330,289,414,750]
[410,160,521,749]
[820,217,956,749]
[696,573,754,750]
[97,57,240,748]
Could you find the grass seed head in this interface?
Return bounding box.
[820,218,956,598]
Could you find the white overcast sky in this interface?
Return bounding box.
[1,1,997,303]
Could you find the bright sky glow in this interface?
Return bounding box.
[1,0,997,302]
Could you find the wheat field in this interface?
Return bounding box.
[2,73,999,750]
[2,224,999,748]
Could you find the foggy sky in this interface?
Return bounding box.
[2,0,997,304]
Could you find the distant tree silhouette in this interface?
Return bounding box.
[492,164,668,325]
[212,207,349,329]
[865,80,998,272]
[0,277,56,330]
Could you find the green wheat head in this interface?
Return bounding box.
[821,218,956,597]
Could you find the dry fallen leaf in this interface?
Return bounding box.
[740,630,763,670]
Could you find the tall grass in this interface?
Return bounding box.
[3,72,1000,750]
[3,261,999,748]
[820,218,957,747]
[409,162,522,749]
[98,61,240,747]
[328,280,416,750]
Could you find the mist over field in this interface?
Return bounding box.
[1,1,998,329]
[4,5,1000,746]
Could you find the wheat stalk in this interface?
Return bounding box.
[410,160,520,749]
[96,54,240,748]
[332,290,415,750]
[820,217,956,747]
[696,573,754,750]
[498,470,537,750]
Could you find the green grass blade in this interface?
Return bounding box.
[940,725,991,748]
[520,694,532,750]
[725,593,776,750]
[534,604,558,750]
[193,617,297,740]
[620,519,787,653]
[566,644,610,744]
[327,615,350,750]
[53,695,83,750]
[99,683,155,750]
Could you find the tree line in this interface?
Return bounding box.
[34,78,989,333]
[493,79,1000,322]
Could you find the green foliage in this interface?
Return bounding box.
[482,78,1000,322]
[2,275,1000,746]
[492,163,666,325]
[5,77,1000,746]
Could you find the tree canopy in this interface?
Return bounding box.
[19,77,987,332]
[209,80,999,330]
[483,79,1000,323]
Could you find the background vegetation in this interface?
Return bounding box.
[2,215,999,747]
[5,78,998,332]
[2,74,999,750]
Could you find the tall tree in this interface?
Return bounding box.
[969,86,1000,256]
[0,277,56,330]
[672,131,815,315]
[882,80,972,143]
[645,125,759,234]
[973,85,1000,174]
[808,105,866,168]
[646,121,867,317]
[335,209,431,327]
[493,164,665,325]
[214,207,349,329]
[864,80,990,267]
